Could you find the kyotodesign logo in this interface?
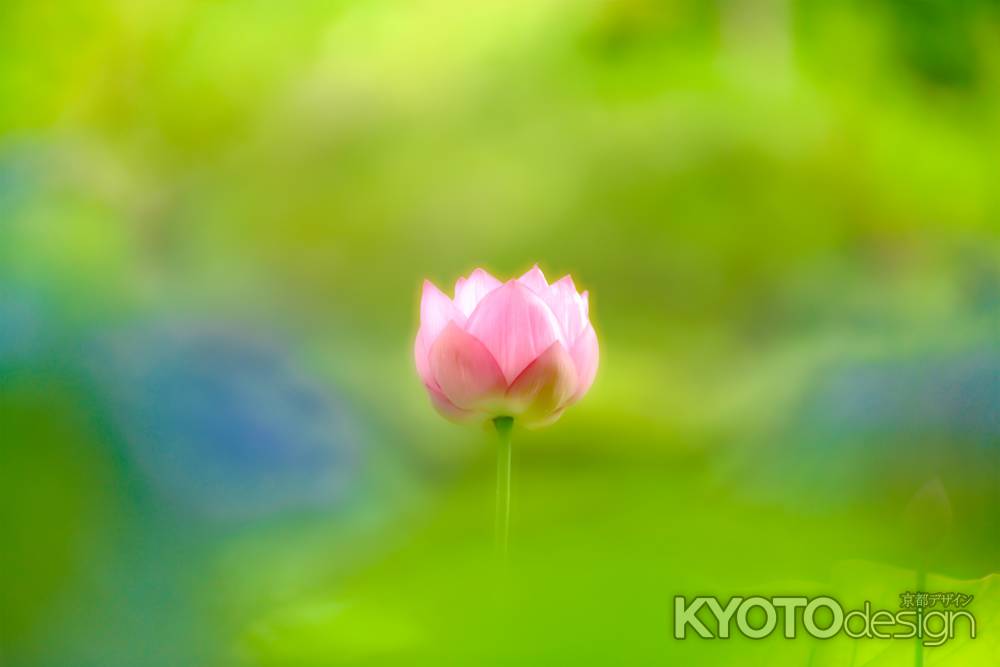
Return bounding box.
[673,594,976,647]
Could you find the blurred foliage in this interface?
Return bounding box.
[1,0,999,665]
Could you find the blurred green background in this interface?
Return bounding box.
[1,0,999,665]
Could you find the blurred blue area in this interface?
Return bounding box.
[93,322,361,522]
[809,349,1000,442]
[0,298,372,665]
[737,344,1000,574]
[0,283,51,364]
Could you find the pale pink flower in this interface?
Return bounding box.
[414,265,599,427]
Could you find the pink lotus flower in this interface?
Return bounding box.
[415,265,599,427]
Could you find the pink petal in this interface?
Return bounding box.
[414,280,464,389]
[505,342,577,427]
[544,275,588,345]
[517,264,549,295]
[465,281,565,385]
[429,321,507,410]
[454,268,502,317]
[567,323,599,404]
[414,335,436,388]
[419,279,465,339]
[423,383,477,423]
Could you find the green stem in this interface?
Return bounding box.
[494,416,514,561]
[915,567,926,667]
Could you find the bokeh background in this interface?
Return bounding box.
[2,0,999,665]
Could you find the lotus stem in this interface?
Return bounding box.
[494,416,514,562]
[915,566,926,667]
